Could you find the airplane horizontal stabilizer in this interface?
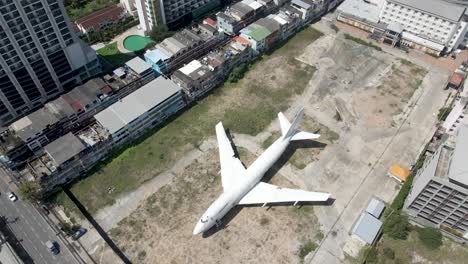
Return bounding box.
[290,131,320,141]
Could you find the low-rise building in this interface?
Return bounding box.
[171,38,252,99]
[352,198,385,245]
[443,79,468,135]
[240,17,281,52]
[21,125,112,194]
[216,0,277,35]
[405,125,468,240]
[94,76,186,145]
[144,23,227,75]
[75,4,128,34]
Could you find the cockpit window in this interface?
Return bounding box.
[201,216,208,223]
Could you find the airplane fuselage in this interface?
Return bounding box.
[193,136,291,234]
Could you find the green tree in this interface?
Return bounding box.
[365,247,378,263]
[417,227,442,250]
[18,181,41,203]
[383,212,410,240]
[149,25,174,42]
[228,63,249,83]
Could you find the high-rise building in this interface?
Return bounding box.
[0,0,101,126]
[135,0,222,33]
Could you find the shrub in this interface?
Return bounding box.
[383,247,395,259]
[18,181,41,203]
[417,227,442,250]
[383,212,410,240]
[365,247,378,263]
[228,63,249,83]
[149,25,174,42]
[298,241,318,262]
[390,173,414,210]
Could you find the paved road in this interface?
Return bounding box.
[0,169,77,264]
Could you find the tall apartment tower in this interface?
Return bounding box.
[405,125,468,240]
[0,0,101,126]
[136,0,222,32]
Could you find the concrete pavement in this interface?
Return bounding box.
[0,168,77,264]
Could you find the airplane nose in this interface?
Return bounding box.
[193,222,204,235]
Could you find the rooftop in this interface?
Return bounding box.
[448,124,468,186]
[75,4,125,30]
[10,108,60,141]
[44,133,86,166]
[95,77,182,135]
[352,212,382,244]
[388,0,466,22]
[365,198,385,219]
[125,56,152,75]
[62,78,109,112]
[389,164,411,182]
[255,17,281,33]
[449,72,465,87]
[242,23,272,41]
[337,0,384,24]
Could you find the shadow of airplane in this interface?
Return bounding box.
[201,132,332,238]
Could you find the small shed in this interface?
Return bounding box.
[448,72,465,89]
[388,164,411,183]
[366,198,385,219]
[352,213,382,245]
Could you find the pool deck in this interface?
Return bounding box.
[110,25,141,54]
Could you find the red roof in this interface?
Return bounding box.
[76,4,125,31]
[449,72,465,87]
[101,85,113,95]
[61,95,83,112]
[234,36,252,46]
[203,18,217,27]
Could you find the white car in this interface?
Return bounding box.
[8,192,18,202]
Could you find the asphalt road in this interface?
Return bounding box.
[0,169,77,264]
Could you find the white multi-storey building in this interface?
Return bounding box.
[380,0,468,52]
[338,0,468,55]
[134,0,222,33]
[0,0,101,126]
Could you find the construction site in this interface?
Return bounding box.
[66,20,456,263]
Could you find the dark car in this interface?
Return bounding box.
[45,240,59,255]
[72,227,87,240]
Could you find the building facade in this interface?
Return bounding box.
[94,76,186,145]
[337,0,468,55]
[0,0,101,126]
[136,0,222,33]
[405,125,468,240]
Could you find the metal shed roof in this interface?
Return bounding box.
[352,213,382,244]
[94,77,181,135]
[366,198,385,219]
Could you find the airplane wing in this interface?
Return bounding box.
[216,122,246,191]
[238,182,330,205]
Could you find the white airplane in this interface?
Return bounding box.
[193,108,331,235]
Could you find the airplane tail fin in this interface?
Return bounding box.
[278,108,320,141]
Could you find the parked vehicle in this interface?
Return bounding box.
[45,240,59,255]
[7,192,17,202]
[72,227,87,240]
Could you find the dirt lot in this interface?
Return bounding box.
[94,150,323,264]
[71,20,452,264]
[55,27,323,215]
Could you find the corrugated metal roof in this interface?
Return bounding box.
[366,198,385,219]
[94,77,181,135]
[352,213,382,244]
